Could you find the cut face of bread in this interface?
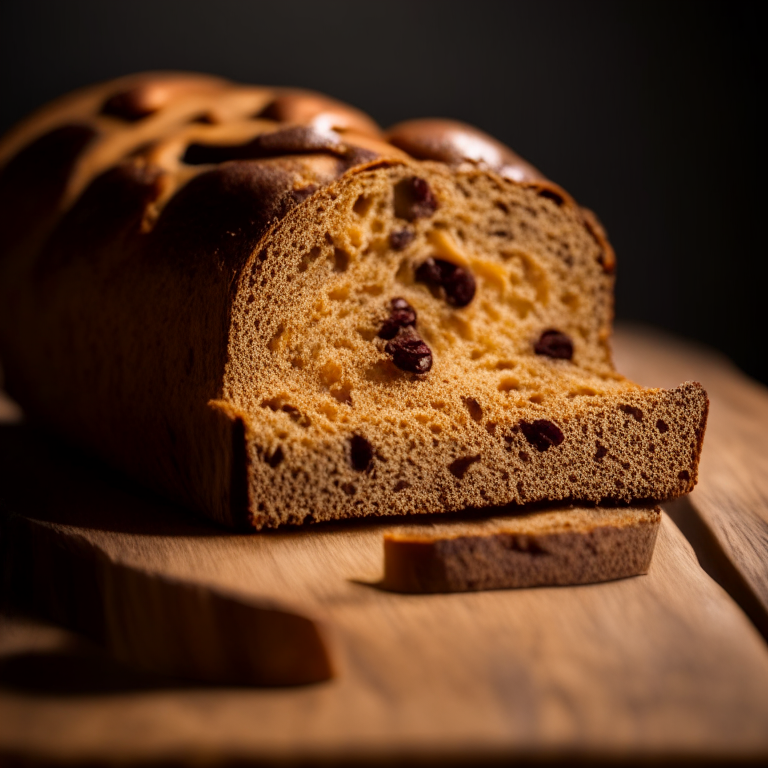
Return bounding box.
[224,163,706,527]
[0,74,708,530]
[382,506,662,592]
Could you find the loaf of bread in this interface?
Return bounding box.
[0,73,708,529]
[382,506,661,592]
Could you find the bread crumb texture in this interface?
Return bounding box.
[226,165,706,528]
[381,506,662,592]
[0,74,708,529]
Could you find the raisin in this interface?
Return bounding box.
[519,419,565,452]
[390,228,415,250]
[378,297,417,340]
[391,297,414,314]
[385,329,433,373]
[415,257,476,307]
[394,177,438,220]
[534,330,573,360]
[350,434,373,471]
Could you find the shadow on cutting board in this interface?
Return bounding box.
[0,422,226,537]
[0,648,189,696]
[0,423,336,688]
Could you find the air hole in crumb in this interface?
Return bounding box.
[298,246,322,272]
[350,435,373,471]
[267,324,285,352]
[333,247,351,272]
[462,397,483,422]
[260,398,311,427]
[320,360,343,385]
[519,451,530,463]
[619,404,644,422]
[329,285,349,301]
[281,404,311,427]
[520,420,564,452]
[486,422,497,436]
[498,377,520,393]
[656,420,669,433]
[331,383,353,405]
[448,454,481,479]
[353,194,373,217]
[528,394,545,404]
[678,470,690,481]
[341,483,357,496]
[395,258,411,283]
[594,443,608,461]
[495,360,516,371]
[267,446,284,468]
[394,480,411,492]
[569,387,598,398]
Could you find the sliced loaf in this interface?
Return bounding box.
[0,73,708,528]
[382,506,661,592]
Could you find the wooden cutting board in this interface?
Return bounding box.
[2,326,768,765]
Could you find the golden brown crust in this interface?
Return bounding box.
[0,73,708,529]
[580,206,616,274]
[386,118,545,182]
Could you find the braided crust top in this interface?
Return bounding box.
[0,74,700,530]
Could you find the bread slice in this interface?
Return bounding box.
[0,73,708,529]
[382,506,661,592]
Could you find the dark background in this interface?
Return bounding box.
[1,0,763,383]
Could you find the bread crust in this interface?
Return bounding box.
[0,74,708,529]
[382,506,662,592]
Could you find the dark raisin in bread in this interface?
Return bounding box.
[0,73,708,528]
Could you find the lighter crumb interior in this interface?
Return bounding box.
[222,164,702,527]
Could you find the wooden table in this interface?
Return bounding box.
[1,326,767,765]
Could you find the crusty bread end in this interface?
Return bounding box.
[382,506,661,592]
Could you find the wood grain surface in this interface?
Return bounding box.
[1,326,768,765]
[614,326,768,637]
